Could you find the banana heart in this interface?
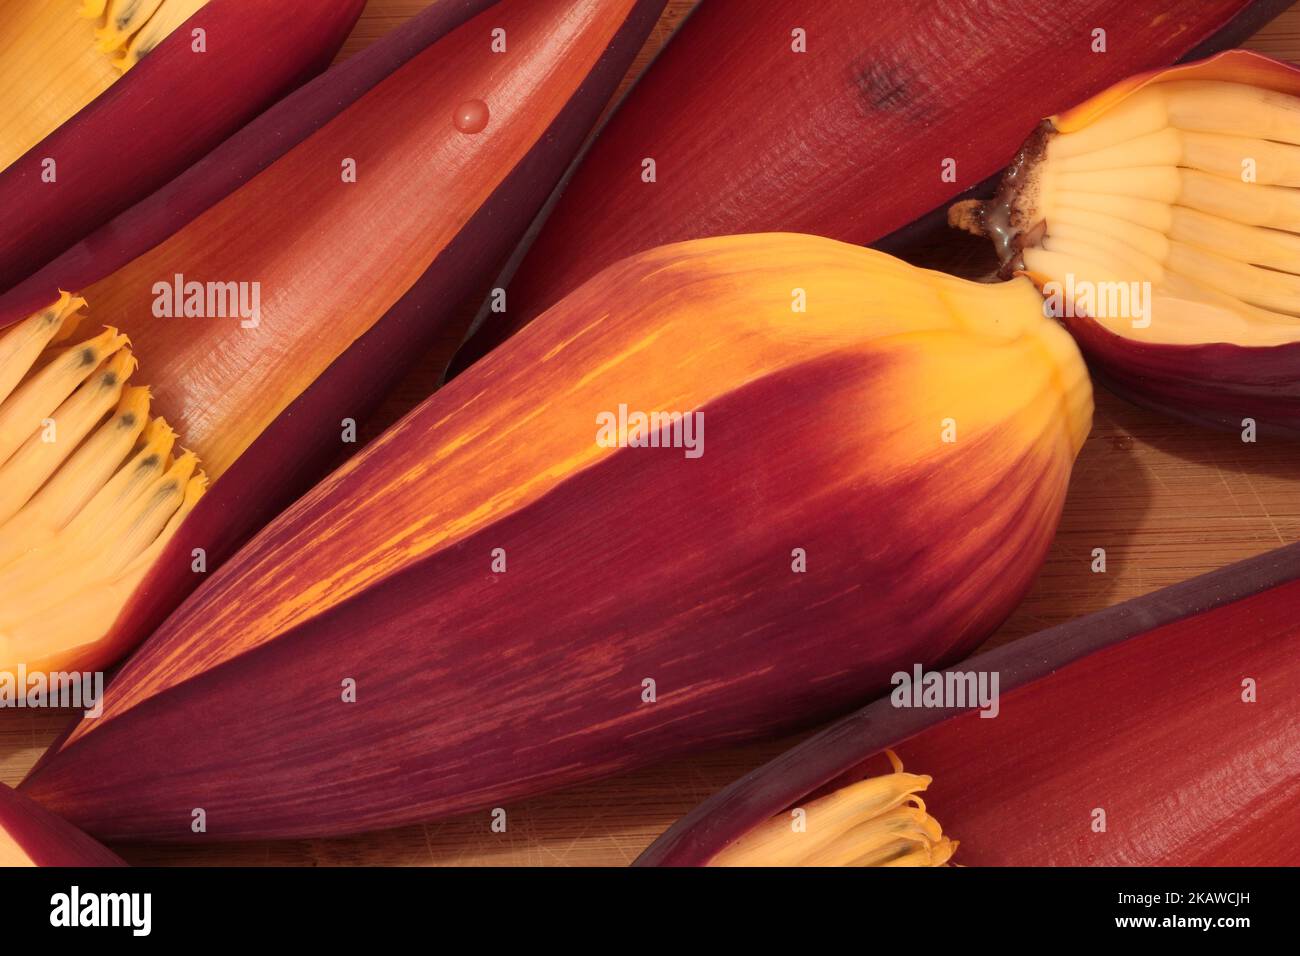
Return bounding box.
[19,234,1092,842]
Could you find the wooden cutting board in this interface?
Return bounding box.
[3,0,1299,867]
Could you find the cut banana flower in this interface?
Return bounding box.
[0,4,365,293]
[957,78,1300,344]
[711,752,957,867]
[0,294,205,672]
[0,0,668,681]
[951,50,1300,437]
[0,0,210,171]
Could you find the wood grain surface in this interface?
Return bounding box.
[3,0,1300,866]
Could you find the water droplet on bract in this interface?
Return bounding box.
[454,99,490,134]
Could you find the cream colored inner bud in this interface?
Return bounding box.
[1027,80,1300,346]
[0,293,205,669]
[709,750,957,867]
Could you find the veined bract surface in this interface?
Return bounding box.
[448,0,1289,375]
[637,541,1300,867]
[0,783,123,867]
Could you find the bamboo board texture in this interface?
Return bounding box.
[3,0,1300,866]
